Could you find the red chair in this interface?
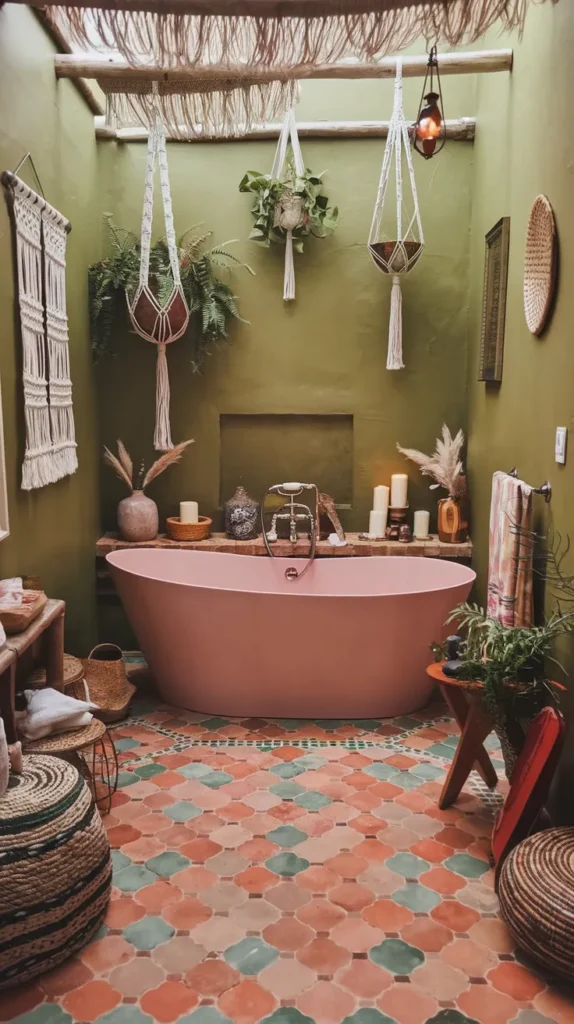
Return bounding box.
[492,705,565,880]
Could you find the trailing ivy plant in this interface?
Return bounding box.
[89,216,253,370]
[238,163,338,252]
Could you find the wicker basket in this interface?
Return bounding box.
[21,717,107,755]
[524,194,557,336]
[166,515,212,541]
[498,826,574,981]
[82,644,135,723]
[0,591,47,634]
[26,653,85,694]
[0,755,111,989]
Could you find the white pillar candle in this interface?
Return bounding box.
[368,509,387,538]
[413,510,430,540]
[390,473,408,508]
[180,501,199,524]
[373,485,390,513]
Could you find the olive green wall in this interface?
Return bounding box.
[0,5,101,653]
[97,72,477,537]
[466,3,574,817]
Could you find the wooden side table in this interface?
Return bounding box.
[426,661,499,809]
[0,599,65,743]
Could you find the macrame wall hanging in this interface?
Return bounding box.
[368,60,424,371]
[126,87,189,451]
[2,171,77,490]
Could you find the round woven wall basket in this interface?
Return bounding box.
[524,194,557,336]
[0,756,111,989]
[498,825,574,982]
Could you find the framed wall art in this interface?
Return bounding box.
[478,216,510,382]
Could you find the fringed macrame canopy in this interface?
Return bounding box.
[36,0,552,68]
[102,77,298,139]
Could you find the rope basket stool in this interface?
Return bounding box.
[498,826,574,981]
[27,653,85,695]
[21,719,119,814]
[0,755,111,990]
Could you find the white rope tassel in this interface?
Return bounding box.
[387,275,404,371]
[283,230,296,301]
[154,342,173,451]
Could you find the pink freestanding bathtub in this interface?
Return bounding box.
[107,549,475,719]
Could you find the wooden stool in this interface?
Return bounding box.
[426,661,499,809]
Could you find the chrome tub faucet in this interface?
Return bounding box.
[260,482,319,581]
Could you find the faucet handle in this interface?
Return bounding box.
[270,482,315,495]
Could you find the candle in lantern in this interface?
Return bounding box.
[390,474,408,508]
[180,501,199,524]
[413,510,430,540]
[368,509,387,538]
[373,485,390,513]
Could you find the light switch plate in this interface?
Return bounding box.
[555,427,568,464]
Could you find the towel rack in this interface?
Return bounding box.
[508,468,552,503]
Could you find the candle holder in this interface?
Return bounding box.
[385,505,409,541]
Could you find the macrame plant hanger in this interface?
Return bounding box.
[126,84,189,450]
[368,59,424,370]
[270,106,306,302]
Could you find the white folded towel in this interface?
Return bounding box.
[19,688,96,740]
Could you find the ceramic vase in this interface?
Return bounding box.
[437,496,469,544]
[224,486,259,541]
[117,491,158,542]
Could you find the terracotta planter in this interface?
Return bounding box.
[117,491,158,542]
[437,496,468,544]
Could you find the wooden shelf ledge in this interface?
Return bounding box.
[97,531,472,560]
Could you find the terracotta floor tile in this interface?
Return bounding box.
[258,958,316,999]
[401,916,453,952]
[411,837,454,863]
[163,895,212,929]
[297,936,351,972]
[140,979,199,1022]
[263,916,314,951]
[80,934,134,973]
[488,961,546,999]
[297,980,356,1023]
[331,917,384,952]
[377,982,439,1024]
[186,958,240,996]
[296,896,346,931]
[442,937,498,976]
[411,960,469,1000]
[105,895,146,928]
[134,879,183,914]
[39,960,93,998]
[336,958,393,997]
[0,985,44,1020]
[152,936,207,974]
[458,983,520,1024]
[109,957,165,997]
[420,866,468,895]
[362,897,415,931]
[218,979,277,1024]
[431,898,481,932]
[62,979,122,1021]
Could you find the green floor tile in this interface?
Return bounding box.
[269,781,306,799]
[294,790,332,810]
[116,771,139,788]
[392,882,441,913]
[146,851,190,876]
[425,1012,481,1024]
[343,1011,398,1024]
[386,771,425,790]
[270,762,306,779]
[114,864,158,892]
[123,915,175,950]
[164,800,202,822]
[262,1011,314,1024]
[408,763,445,780]
[265,825,308,847]
[387,852,430,877]
[200,770,234,789]
[133,763,167,779]
[426,742,456,759]
[265,852,310,877]
[113,738,141,753]
[224,936,279,974]
[179,763,213,779]
[292,754,328,770]
[98,1008,154,1024]
[364,762,397,781]
[369,937,425,975]
[13,1008,73,1024]
[180,1011,233,1024]
[111,850,131,873]
[200,717,231,730]
[445,853,489,878]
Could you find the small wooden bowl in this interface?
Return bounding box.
[166,516,212,541]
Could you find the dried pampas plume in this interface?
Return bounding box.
[104,439,194,493]
[397,425,466,499]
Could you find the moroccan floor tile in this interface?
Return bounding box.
[5,691,571,1024]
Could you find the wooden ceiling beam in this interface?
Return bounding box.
[57,49,512,84]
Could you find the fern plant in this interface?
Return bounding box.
[89,217,253,370]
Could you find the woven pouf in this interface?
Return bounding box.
[498,826,574,981]
[0,755,112,989]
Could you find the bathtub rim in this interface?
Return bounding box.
[107,548,476,601]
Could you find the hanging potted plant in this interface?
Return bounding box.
[437,603,573,779]
[104,439,193,542]
[238,108,337,301]
[397,424,468,543]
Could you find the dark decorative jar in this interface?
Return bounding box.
[224,486,260,541]
[437,491,469,544]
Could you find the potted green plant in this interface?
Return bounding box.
[89,217,253,370]
[437,602,573,778]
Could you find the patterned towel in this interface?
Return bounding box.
[487,471,534,627]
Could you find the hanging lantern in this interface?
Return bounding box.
[368,59,424,371]
[413,46,446,160]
